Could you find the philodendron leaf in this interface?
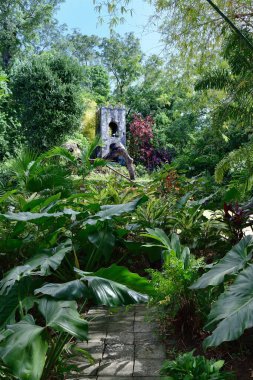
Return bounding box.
[181,247,191,270]
[0,240,72,294]
[0,315,47,380]
[35,280,88,300]
[204,264,253,348]
[190,235,253,289]
[80,274,148,307]
[170,233,181,258]
[93,264,155,296]
[141,228,171,249]
[38,298,88,340]
[0,265,32,295]
[27,239,72,275]
[0,277,42,329]
[86,196,148,225]
[88,229,115,262]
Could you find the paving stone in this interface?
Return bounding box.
[134,315,147,322]
[87,314,109,323]
[97,377,132,380]
[66,376,97,380]
[88,322,108,333]
[69,361,100,376]
[88,332,107,343]
[134,321,157,332]
[133,359,163,377]
[108,306,133,313]
[77,342,104,360]
[134,332,161,344]
[96,378,167,380]
[71,305,167,379]
[106,332,134,345]
[97,376,168,380]
[107,322,133,333]
[97,378,132,380]
[109,313,135,322]
[98,360,134,376]
[135,343,166,359]
[103,344,134,360]
[134,306,156,317]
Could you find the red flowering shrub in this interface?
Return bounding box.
[129,114,171,170]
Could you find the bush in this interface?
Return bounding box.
[144,229,203,315]
[160,351,235,380]
[0,71,23,161]
[10,53,84,151]
[129,114,171,170]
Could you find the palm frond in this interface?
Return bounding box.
[38,146,76,165]
[195,68,232,91]
[215,143,253,184]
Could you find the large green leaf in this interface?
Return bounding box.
[0,315,47,380]
[0,209,80,222]
[75,268,148,307]
[27,240,72,275]
[38,298,88,340]
[86,196,147,225]
[0,298,88,379]
[0,266,32,295]
[93,264,155,296]
[22,193,61,212]
[141,228,171,249]
[0,278,42,329]
[190,235,253,289]
[0,240,72,294]
[142,229,190,269]
[88,229,115,262]
[35,280,88,300]
[204,264,253,348]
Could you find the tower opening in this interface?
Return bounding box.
[109,121,119,137]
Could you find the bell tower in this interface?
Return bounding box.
[97,106,126,157]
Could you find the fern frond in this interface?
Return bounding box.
[38,146,76,164]
[7,149,39,187]
[81,135,103,163]
[215,143,253,183]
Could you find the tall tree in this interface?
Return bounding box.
[101,32,143,101]
[94,0,253,69]
[83,65,110,104]
[152,0,253,66]
[63,31,101,66]
[0,0,63,70]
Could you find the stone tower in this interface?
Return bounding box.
[97,106,126,157]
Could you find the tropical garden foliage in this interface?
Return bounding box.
[0,0,253,379]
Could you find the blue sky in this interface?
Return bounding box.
[56,0,163,56]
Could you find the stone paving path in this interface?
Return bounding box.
[67,305,167,379]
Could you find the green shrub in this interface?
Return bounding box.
[0,72,22,161]
[10,53,84,151]
[144,229,203,315]
[160,351,235,379]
